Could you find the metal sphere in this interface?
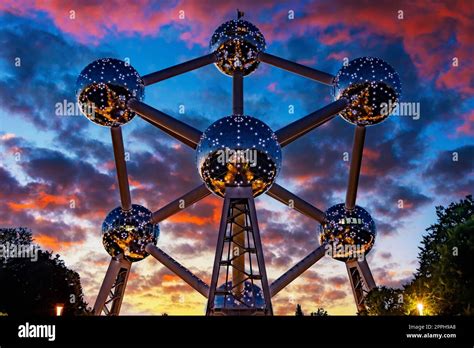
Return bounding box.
[210,19,266,76]
[196,115,281,198]
[333,57,401,126]
[102,204,159,262]
[76,58,144,127]
[320,203,376,261]
[214,281,266,309]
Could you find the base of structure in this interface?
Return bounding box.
[206,186,273,316]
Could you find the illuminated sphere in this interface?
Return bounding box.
[320,203,376,261]
[333,57,401,126]
[76,58,144,127]
[196,114,281,198]
[214,281,265,309]
[210,19,266,76]
[102,204,159,262]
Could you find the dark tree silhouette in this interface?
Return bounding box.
[0,227,90,316]
[364,196,474,315]
[295,303,304,316]
[405,195,474,315]
[364,286,404,316]
[310,307,328,316]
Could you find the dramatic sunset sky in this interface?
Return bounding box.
[0,0,472,315]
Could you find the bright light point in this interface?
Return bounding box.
[417,303,424,316]
[56,304,64,316]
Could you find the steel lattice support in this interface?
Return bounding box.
[93,255,132,316]
[207,187,273,316]
[346,259,376,312]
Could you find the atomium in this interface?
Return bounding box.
[320,203,376,261]
[83,14,403,316]
[76,58,145,127]
[214,281,265,309]
[210,19,266,76]
[196,114,281,197]
[333,57,401,126]
[102,204,159,262]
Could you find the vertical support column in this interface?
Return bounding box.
[93,255,132,316]
[206,197,231,315]
[346,258,376,312]
[345,126,366,210]
[247,195,273,316]
[111,126,132,211]
[231,205,246,298]
[233,71,244,115]
[206,187,273,316]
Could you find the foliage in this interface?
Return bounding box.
[295,303,304,316]
[364,196,474,316]
[364,286,405,315]
[0,227,90,316]
[310,307,328,316]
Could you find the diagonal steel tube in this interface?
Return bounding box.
[233,71,243,115]
[345,126,366,210]
[270,245,326,297]
[151,184,210,223]
[145,244,209,298]
[142,53,217,86]
[206,193,231,314]
[356,259,376,289]
[93,255,131,315]
[266,183,326,223]
[258,52,335,85]
[275,99,348,147]
[111,126,132,211]
[128,99,202,149]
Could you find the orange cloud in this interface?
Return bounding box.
[34,234,78,250]
[8,191,74,211]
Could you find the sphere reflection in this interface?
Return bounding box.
[214,281,265,309]
[320,203,376,261]
[333,57,401,126]
[76,58,144,127]
[102,204,159,262]
[196,115,281,197]
[210,19,266,76]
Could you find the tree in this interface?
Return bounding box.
[364,196,474,315]
[406,195,474,315]
[0,227,90,315]
[310,307,328,316]
[295,303,304,316]
[364,286,405,315]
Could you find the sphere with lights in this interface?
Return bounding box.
[102,204,159,262]
[210,18,266,76]
[76,58,144,127]
[196,114,281,198]
[320,203,376,261]
[333,57,401,126]
[214,281,266,309]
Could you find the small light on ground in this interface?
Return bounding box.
[56,304,64,316]
[417,303,424,316]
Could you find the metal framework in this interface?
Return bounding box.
[92,17,379,316]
